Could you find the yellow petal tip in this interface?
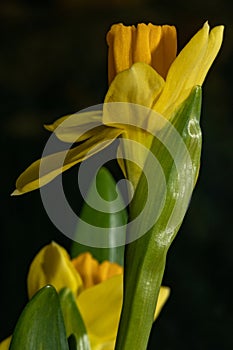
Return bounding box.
[154,286,171,320]
[44,124,53,131]
[11,189,22,196]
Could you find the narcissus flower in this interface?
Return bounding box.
[0,242,169,350]
[12,22,223,195]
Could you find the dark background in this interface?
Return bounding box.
[0,0,232,349]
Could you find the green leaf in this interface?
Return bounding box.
[59,288,90,350]
[71,167,127,266]
[9,285,69,350]
[115,86,202,349]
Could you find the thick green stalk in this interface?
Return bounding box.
[115,233,168,349]
[115,87,202,349]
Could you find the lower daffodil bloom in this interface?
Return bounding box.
[12,22,223,194]
[0,242,169,350]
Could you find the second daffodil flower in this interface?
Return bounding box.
[12,22,224,195]
[25,242,169,350]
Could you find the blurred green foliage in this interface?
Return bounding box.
[0,0,232,349]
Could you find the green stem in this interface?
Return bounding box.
[115,232,168,349]
[115,87,202,349]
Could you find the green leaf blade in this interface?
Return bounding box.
[59,288,90,350]
[71,167,127,266]
[9,285,69,350]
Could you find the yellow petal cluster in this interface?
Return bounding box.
[106,22,224,118]
[104,22,223,187]
[154,22,224,117]
[27,243,169,349]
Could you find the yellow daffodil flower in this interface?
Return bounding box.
[0,242,169,350]
[12,22,223,195]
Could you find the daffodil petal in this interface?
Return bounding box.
[90,337,115,350]
[107,23,134,85]
[132,24,154,67]
[117,130,153,189]
[155,22,223,117]
[72,253,123,289]
[44,110,103,143]
[77,274,123,343]
[12,126,122,195]
[154,286,170,319]
[104,62,165,110]
[27,242,83,299]
[149,24,177,79]
[0,336,11,350]
[77,278,168,347]
[194,25,224,85]
[116,145,127,179]
[72,253,99,289]
[104,62,164,187]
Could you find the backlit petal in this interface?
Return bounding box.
[44,110,103,143]
[104,62,164,109]
[154,286,170,319]
[77,273,169,346]
[155,23,223,117]
[0,336,11,350]
[90,338,115,350]
[12,126,122,195]
[117,131,153,190]
[194,25,224,85]
[27,242,83,299]
[154,22,209,116]
[77,274,123,343]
